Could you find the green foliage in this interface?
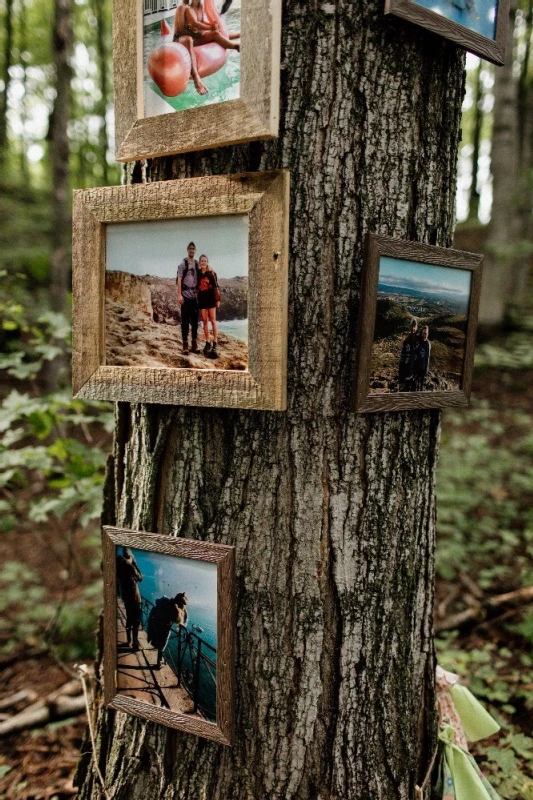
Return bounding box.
[436,638,533,798]
[475,328,533,371]
[0,302,112,661]
[437,399,533,590]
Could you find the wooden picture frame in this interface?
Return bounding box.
[353,234,483,413]
[72,170,289,410]
[103,526,236,745]
[384,0,509,65]
[113,0,282,161]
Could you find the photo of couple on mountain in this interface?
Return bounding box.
[398,319,432,392]
[369,256,472,394]
[178,241,222,359]
[105,215,249,373]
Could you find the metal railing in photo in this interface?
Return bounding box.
[144,0,178,16]
[140,596,217,720]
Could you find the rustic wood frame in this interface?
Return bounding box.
[384,0,509,65]
[113,0,282,161]
[103,526,236,745]
[352,234,483,413]
[72,171,289,409]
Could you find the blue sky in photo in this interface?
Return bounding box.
[378,256,472,300]
[413,0,497,39]
[106,215,249,280]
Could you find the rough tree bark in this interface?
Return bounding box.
[75,3,465,798]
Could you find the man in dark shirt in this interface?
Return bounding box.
[415,325,431,391]
[116,547,143,651]
[177,242,200,355]
[398,319,419,392]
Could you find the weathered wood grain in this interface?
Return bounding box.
[72,171,289,410]
[113,0,281,161]
[384,0,509,65]
[71,191,104,396]
[102,527,235,746]
[353,233,483,413]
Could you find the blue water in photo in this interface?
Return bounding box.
[414,0,497,39]
[121,546,217,721]
[378,256,472,315]
[217,318,248,343]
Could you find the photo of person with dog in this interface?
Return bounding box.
[105,215,248,372]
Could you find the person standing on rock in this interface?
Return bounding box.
[398,318,419,392]
[197,254,220,359]
[116,547,143,651]
[414,325,431,391]
[177,242,200,355]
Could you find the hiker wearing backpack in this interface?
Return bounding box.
[177,242,200,355]
[147,592,188,670]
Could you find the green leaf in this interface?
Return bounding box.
[484,746,519,775]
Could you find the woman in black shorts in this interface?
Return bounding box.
[197,254,220,359]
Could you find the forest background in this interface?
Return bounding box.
[0,0,532,797]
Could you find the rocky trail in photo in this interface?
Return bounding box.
[105,271,247,371]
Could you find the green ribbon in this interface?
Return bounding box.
[450,684,500,743]
[435,726,502,800]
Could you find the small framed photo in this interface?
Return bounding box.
[353,234,483,413]
[384,0,509,65]
[114,0,282,160]
[103,526,235,745]
[72,171,289,410]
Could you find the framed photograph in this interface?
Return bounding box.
[384,0,509,65]
[353,234,483,413]
[72,170,289,410]
[113,0,282,161]
[103,526,235,745]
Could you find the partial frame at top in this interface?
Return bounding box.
[384,0,509,65]
[114,0,282,161]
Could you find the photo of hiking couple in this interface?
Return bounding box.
[105,215,248,372]
[115,545,218,723]
[143,0,241,118]
[369,255,472,394]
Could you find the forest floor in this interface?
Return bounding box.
[1,334,533,798]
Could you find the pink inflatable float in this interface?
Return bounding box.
[147,0,237,98]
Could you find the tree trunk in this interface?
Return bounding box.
[479,1,521,327]
[45,0,72,391]
[18,0,30,184]
[0,0,14,165]
[467,61,484,223]
[48,0,72,315]
[75,3,465,798]
[92,0,109,185]
[515,0,533,310]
